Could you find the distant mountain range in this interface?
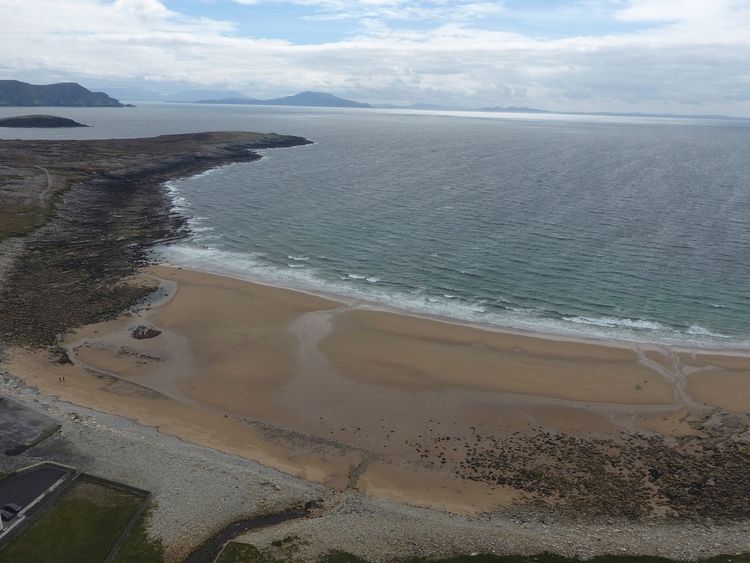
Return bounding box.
[198,91,371,108]
[1,79,740,119]
[0,80,127,107]
[98,88,370,108]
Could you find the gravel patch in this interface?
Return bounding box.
[237,492,750,562]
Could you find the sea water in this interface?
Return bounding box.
[2,103,749,347]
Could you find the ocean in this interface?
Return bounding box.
[2,103,749,347]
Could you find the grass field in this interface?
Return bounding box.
[0,477,145,563]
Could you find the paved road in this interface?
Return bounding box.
[0,395,59,456]
[0,466,68,509]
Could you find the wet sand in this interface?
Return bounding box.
[6,265,750,515]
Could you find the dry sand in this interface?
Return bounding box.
[6,264,750,515]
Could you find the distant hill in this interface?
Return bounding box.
[0,114,88,128]
[199,91,371,109]
[260,91,371,108]
[0,80,127,107]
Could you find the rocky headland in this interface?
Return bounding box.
[0,131,310,344]
[0,80,128,107]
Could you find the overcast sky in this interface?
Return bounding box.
[1,0,749,115]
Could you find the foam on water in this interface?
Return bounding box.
[158,242,747,349]
[561,315,667,332]
[686,325,731,339]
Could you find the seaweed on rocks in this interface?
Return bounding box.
[452,424,750,521]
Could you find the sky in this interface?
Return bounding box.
[1,0,749,115]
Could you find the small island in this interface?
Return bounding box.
[0,115,88,128]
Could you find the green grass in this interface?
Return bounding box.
[0,477,145,563]
[111,503,165,563]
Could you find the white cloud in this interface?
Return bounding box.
[234,0,505,22]
[113,0,172,21]
[0,0,749,115]
[617,0,736,22]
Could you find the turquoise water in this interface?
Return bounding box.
[2,103,748,346]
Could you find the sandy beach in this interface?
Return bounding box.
[6,264,750,517]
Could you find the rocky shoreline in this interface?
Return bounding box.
[453,419,750,520]
[0,132,310,345]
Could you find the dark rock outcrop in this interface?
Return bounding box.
[131,325,162,340]
[0,132,311,346]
